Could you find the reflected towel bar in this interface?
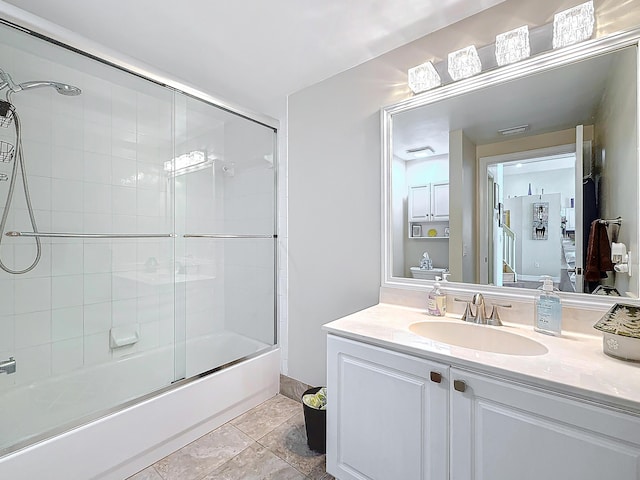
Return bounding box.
[5,232,175,238]
[596,217,622,226]
[183,234,276,239]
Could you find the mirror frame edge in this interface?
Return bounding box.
[381,27,640,310]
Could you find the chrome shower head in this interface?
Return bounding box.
[52,83,81,96]
[15,81,81,96]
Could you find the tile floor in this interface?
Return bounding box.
[128,395,334,480]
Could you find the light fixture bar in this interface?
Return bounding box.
[448,45,482,81]
[408,61,441,94]
[553,1,595,49]
[495,26,531,66]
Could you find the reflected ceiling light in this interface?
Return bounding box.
[495,26,531,66]
[164,150,213,176]
[448,45,482,81]
[498,124,529,135]
[407,61,441,94]
[552,1,595,49]
[407,146,435,158]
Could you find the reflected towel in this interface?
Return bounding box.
[585,220,614,282]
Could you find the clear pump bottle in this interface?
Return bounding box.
[534,276,562,335]
[427,277,447,316]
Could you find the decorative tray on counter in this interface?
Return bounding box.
[593,303,640,361]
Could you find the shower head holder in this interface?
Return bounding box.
[0,141,15,163]
[0,101,15,128]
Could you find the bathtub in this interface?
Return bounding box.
[0,335,279,480]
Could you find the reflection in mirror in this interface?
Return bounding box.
[388,43,638,298]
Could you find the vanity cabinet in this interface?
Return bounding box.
[327,335,640,480]
[449,368,640,480]
[327,335,449,480]
[408,183,449,223]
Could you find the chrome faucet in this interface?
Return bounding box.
[472,293,487,324]
[455,295,511,326]
[0,356,15,374]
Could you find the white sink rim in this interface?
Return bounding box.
[409,321,548,356]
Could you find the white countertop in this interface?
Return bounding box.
[323,303,640,412]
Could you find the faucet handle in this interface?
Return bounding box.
[453,298,475,322]
[487,304,511,326]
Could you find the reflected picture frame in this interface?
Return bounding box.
[412,225,422,237]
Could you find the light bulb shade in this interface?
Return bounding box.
[552,1,595,49]
[448,45,482,81]
[495,26,531,66]
[408,61,441,94]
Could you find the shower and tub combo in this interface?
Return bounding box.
[0,13,279,480]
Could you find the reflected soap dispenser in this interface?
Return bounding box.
[427,277,447,316]
[534,276,562,335]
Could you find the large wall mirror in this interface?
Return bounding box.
[383,30,640,302]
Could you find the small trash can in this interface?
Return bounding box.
[302,386,326,453]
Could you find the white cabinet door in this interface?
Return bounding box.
[327,336,449,480]
[431,183,449,221]
[450,368,640,480]
[409,185,431,222]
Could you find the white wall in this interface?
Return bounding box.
[449,130,477,283]
[505,193,562,280]
[391,156,406,277]
[595,47,638,296]
[286,0,640,386]
[504,168,575,207]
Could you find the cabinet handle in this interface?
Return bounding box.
[430,371,442,383]
[453,380,467,392]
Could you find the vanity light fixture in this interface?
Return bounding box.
[498,124,529,136]
[552,1,595,49]
[495,26,531,66]
[406,145,435,158]
[407,61,441,94]
[447,45,482,81]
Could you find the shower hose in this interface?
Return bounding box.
[0,101,41,274]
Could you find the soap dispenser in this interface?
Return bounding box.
[534,276,562,335]
[427,277,447,316]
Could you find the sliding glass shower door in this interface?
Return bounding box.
[174,94,277,379]
[0,18,277,456]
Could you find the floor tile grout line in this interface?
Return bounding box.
[193,439,260,480]
[232,405,304,441]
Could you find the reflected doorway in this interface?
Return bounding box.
[484,148,581,293]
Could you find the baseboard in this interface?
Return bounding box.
[279,374,312,403]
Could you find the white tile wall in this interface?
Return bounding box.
[0,40,278,450]
[0,52,176,389]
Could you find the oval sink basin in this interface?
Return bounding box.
[409,321,548,356]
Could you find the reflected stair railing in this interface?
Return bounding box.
[503,224,517,282]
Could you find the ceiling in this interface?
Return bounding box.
[2,0,506,118]
[392,48,622,160]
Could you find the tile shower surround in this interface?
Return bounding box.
[0,47,275,394]
[0,67,177,390]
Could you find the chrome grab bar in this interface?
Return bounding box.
[5,232,175,239]
[183,234,276,239]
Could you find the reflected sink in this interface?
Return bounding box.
[409,321,548,356]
